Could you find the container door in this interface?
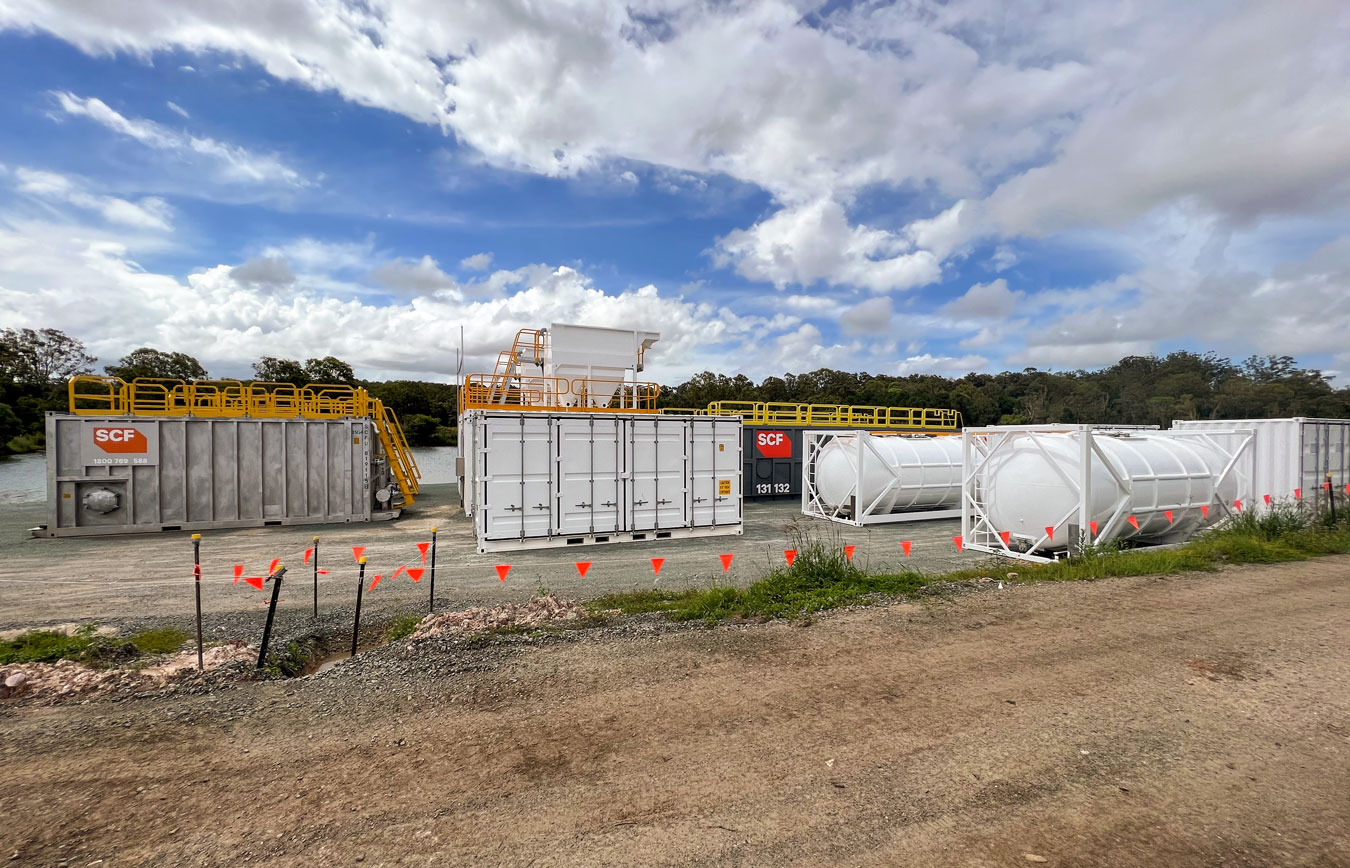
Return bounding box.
[554,416,623,536]
[628,417,689,530]
[480,414,554,542]
[690,418,742,527]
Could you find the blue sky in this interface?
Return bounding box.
[0,0,1347,385]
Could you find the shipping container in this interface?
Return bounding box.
[459,410,743,553]
[35,414,403,538]
[1170,418,1350,506]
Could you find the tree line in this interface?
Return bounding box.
[2,327,1348,454]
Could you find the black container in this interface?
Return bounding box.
[743,426,805,499]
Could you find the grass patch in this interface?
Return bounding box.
[594,506,1350,626]
[0,625,190,666]
[383,615,424,643]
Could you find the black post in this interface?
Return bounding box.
[256,566,287,670]
[1330,474,1338,524]
[312,535,320,619]
[192,533,204,671]
[352,557,367,656]
[428,527,438,614]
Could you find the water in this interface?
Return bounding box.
[0,446,459,505]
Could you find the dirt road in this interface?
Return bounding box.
[4,558,1349,867]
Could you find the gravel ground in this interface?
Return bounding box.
[2,556,1348,866]
[0,483,980,631]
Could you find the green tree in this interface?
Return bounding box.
[0,402,22,451]
[401,413,443,446]
[105,348,208,382]
[0,328,95,385]
[252,357,309,386]
[304,356,356,384]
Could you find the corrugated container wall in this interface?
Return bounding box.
[460,410,743,553]
[38,414,398,537]
[1170,418,1350,505]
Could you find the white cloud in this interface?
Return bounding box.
[940,279,1026,319]
[229,256,295,288]
[459,252,493,271]
[14,167,173,230]
[51,92,305,187]
[165,100,189,119]
[895,353,989,376]
[369,255,459,296]
[714,199,941,293]
[839,297,892,336]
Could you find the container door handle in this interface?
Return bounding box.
[657,499,672,505]
[633,499,648,506]
[533,503,550,511]
[505,505,523,512]
[575,502,592,508]
[601,501,617,508]
[693,497,707,504]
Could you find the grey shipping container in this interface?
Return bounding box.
[460,410,743,553]
[36,414,404,538]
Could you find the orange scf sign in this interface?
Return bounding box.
[92,427,150,453]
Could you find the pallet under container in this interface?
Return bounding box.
[459,410,743,553]
[34,414,406,538]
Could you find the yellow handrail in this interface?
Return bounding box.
[459,372,661,413]
[67,375,421,502]
[664,400,962,430]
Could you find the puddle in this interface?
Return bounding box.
[310,652,351,676]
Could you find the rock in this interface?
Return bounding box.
[1006,572,1019,580]
[1024,856,1048,863]
[4,672,27,688]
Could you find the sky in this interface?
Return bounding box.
[0,0,1347,386]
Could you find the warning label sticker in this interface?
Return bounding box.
[718,479,731,495]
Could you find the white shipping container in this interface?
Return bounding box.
[460,410,743,553]
[1170,418,1350,506]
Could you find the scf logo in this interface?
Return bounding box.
[755,430,791,458]
[93,427,149,453]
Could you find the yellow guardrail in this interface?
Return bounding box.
[69,376,419,502]
[459,373,661,414]
[659,401,962,430]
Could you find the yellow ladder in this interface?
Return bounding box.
[371,399,420,506]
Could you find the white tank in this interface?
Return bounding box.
[814,434,962,514]
[980,431,1237,547]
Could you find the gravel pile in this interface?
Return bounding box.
[411,595,584,639]
[1,641,255,704]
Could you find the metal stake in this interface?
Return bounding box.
[256,566,287,670]
[192,533,203,671]
[352,557,367,656]
[428,527,438,614]
[1330,473,1338,524]
[312,535,320,619]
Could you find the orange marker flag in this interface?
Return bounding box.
[1164,510,1174,524]
[368,574,382,592]
[416,542,430,564]
[900,540,912,557]
[999,531,1011,546]
[1345,483,1349,496]
[406,567,425,582]
[351,545,366,563]
[953,536,963,552]
[651,557,665,575]
[1295,488,1302,500]
[1263,494,1271,506]
[1045,526,1055,541]
[317,569,330,575]
[268,558,280,575]
[1234,499,1243,512]
[303,547,314,564]
[844,545,856,561]
[233,564,244,585]
[1089,520,1099,537]
[392,565,407,579]
[244,575,264,590]
[784,549,797,566]
[575,561,592,579]
[495,564,511,582]
[1200,505,1210,519]
[719,553,734,572]
[1127,515,1140,529]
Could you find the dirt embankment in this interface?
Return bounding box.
[3,558,1349,867]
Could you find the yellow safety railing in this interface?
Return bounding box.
[659,401,961,431]
[459,373,661,414]
[68,376,420,502]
